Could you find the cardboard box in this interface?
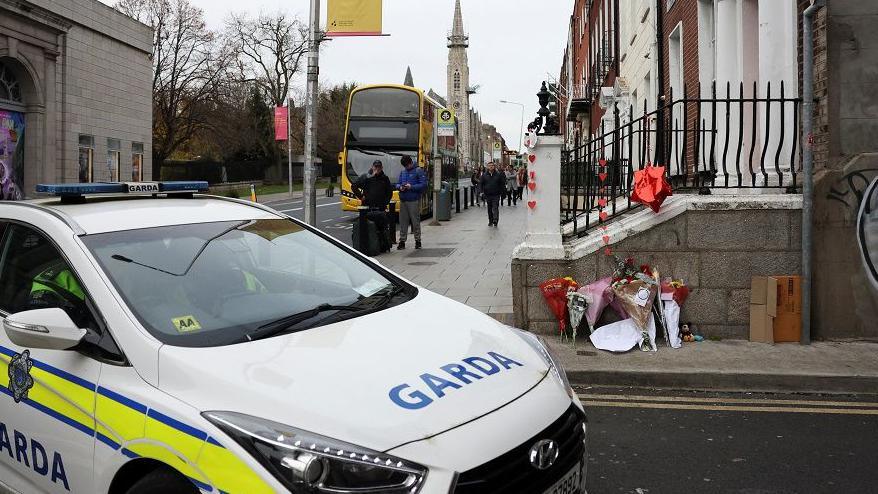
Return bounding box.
[773,276,802,343]
[749,277,778,343]
[749,304,775,343]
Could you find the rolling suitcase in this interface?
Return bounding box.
[352,219,381,256]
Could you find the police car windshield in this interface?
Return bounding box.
[82,219,406,347]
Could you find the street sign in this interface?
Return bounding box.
[327,0,383,36]
[438,108,455,137]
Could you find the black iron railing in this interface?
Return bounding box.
[561,81,802,239]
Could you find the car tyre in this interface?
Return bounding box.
[125,467,199,494]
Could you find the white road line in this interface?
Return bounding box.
[278,201,340,213]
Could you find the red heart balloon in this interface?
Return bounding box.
[599,158,607,167]
[598,198,608,207]
[527,182,536,191]
[528,154,537,164]
[529,171,536,179]
[527,200,537,209]
[599,211,608,221]
[602,235,610,245]
[599,173,608,182]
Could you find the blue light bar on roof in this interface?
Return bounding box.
[36,181,209,197]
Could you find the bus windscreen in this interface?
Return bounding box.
[350,88,420,118]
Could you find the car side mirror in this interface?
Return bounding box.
[3,308,87,351]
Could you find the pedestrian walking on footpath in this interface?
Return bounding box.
[480,161,506,227]
[470,166,482,207]
[516,166,527,201]
[396,155,427,250]
[352,160,393,252]
[504,165,517,206]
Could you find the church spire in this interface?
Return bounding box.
[447,0,468,48]
[404,66,414,87]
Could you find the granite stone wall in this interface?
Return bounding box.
[512,207,802,340]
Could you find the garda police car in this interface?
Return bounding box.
[0,182,586,494]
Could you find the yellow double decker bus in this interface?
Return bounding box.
[340,84,456,214]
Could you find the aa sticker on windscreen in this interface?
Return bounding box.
[172,315,202,333]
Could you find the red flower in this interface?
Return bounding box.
[626,276,634,283]
[625,257,635,266]
[640,264,651,274]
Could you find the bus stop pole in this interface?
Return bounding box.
[430,155,442,226]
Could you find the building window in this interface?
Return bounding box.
[668,23,683,98]
[0,62,23,104]
[107,138,121,182]
[454,72,461,91]
[78,134,94,183]
[132,142,144,181]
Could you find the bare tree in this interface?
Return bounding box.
[225,12,309,108]
[116,0,228,176]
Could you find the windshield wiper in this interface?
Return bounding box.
[242,285,407,343]
[243,304,362,342]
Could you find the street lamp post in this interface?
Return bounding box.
[499,99,525,153]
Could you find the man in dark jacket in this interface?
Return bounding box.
[352,160,394,251]
[479,161,506,227]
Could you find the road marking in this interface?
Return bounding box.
[581,400,878,415]
[579,393,878,408]
[277,202,341,213]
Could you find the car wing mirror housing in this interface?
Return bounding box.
[3,308,87,351]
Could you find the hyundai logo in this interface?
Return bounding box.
[528,439,559,470]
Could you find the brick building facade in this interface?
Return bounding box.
[0,0,152,199]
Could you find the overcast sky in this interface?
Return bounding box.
[101,0,573,151]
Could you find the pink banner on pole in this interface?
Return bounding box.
[274,106,288,141]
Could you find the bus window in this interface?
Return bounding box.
[351,88,420,118]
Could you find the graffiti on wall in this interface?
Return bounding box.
[827,168,878,212]
[0,110,25,201]
[858,177,878,290]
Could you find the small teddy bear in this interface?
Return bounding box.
[680,322,694,342]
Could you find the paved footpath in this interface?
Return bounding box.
[376,199,527,317]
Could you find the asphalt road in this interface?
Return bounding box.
[578,386,878,494]
[262,195,356,245]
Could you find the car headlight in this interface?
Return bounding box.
[511,327,575,398]
[204,411,426,493]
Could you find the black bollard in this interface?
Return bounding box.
[388,201,397,245]
[357,206,369,254]
[455,186,461,214]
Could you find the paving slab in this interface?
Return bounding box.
[375,200,527,315]
[548,338,878,395]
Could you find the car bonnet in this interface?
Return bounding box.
[156,290,551,452]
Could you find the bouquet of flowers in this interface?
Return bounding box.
[539,277,580,339]
[610,257,659,350]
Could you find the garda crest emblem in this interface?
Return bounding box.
[8,350,34,403]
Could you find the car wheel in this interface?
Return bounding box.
[125,467,199,494]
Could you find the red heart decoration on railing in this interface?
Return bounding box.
[604,247,613,256]
[529,171,536,179]
[601,225,608,231]
[599,211,608,221]
[599,158,607,168]
[598,198,608,207]
[599,173,608,182]
[528,201,537,209]
[602,235,610,245]
[527,182,536,191]
[528,154,537,164]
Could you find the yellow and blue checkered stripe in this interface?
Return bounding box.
[0,346,272,494]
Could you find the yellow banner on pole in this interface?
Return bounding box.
[327,0,383,36]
